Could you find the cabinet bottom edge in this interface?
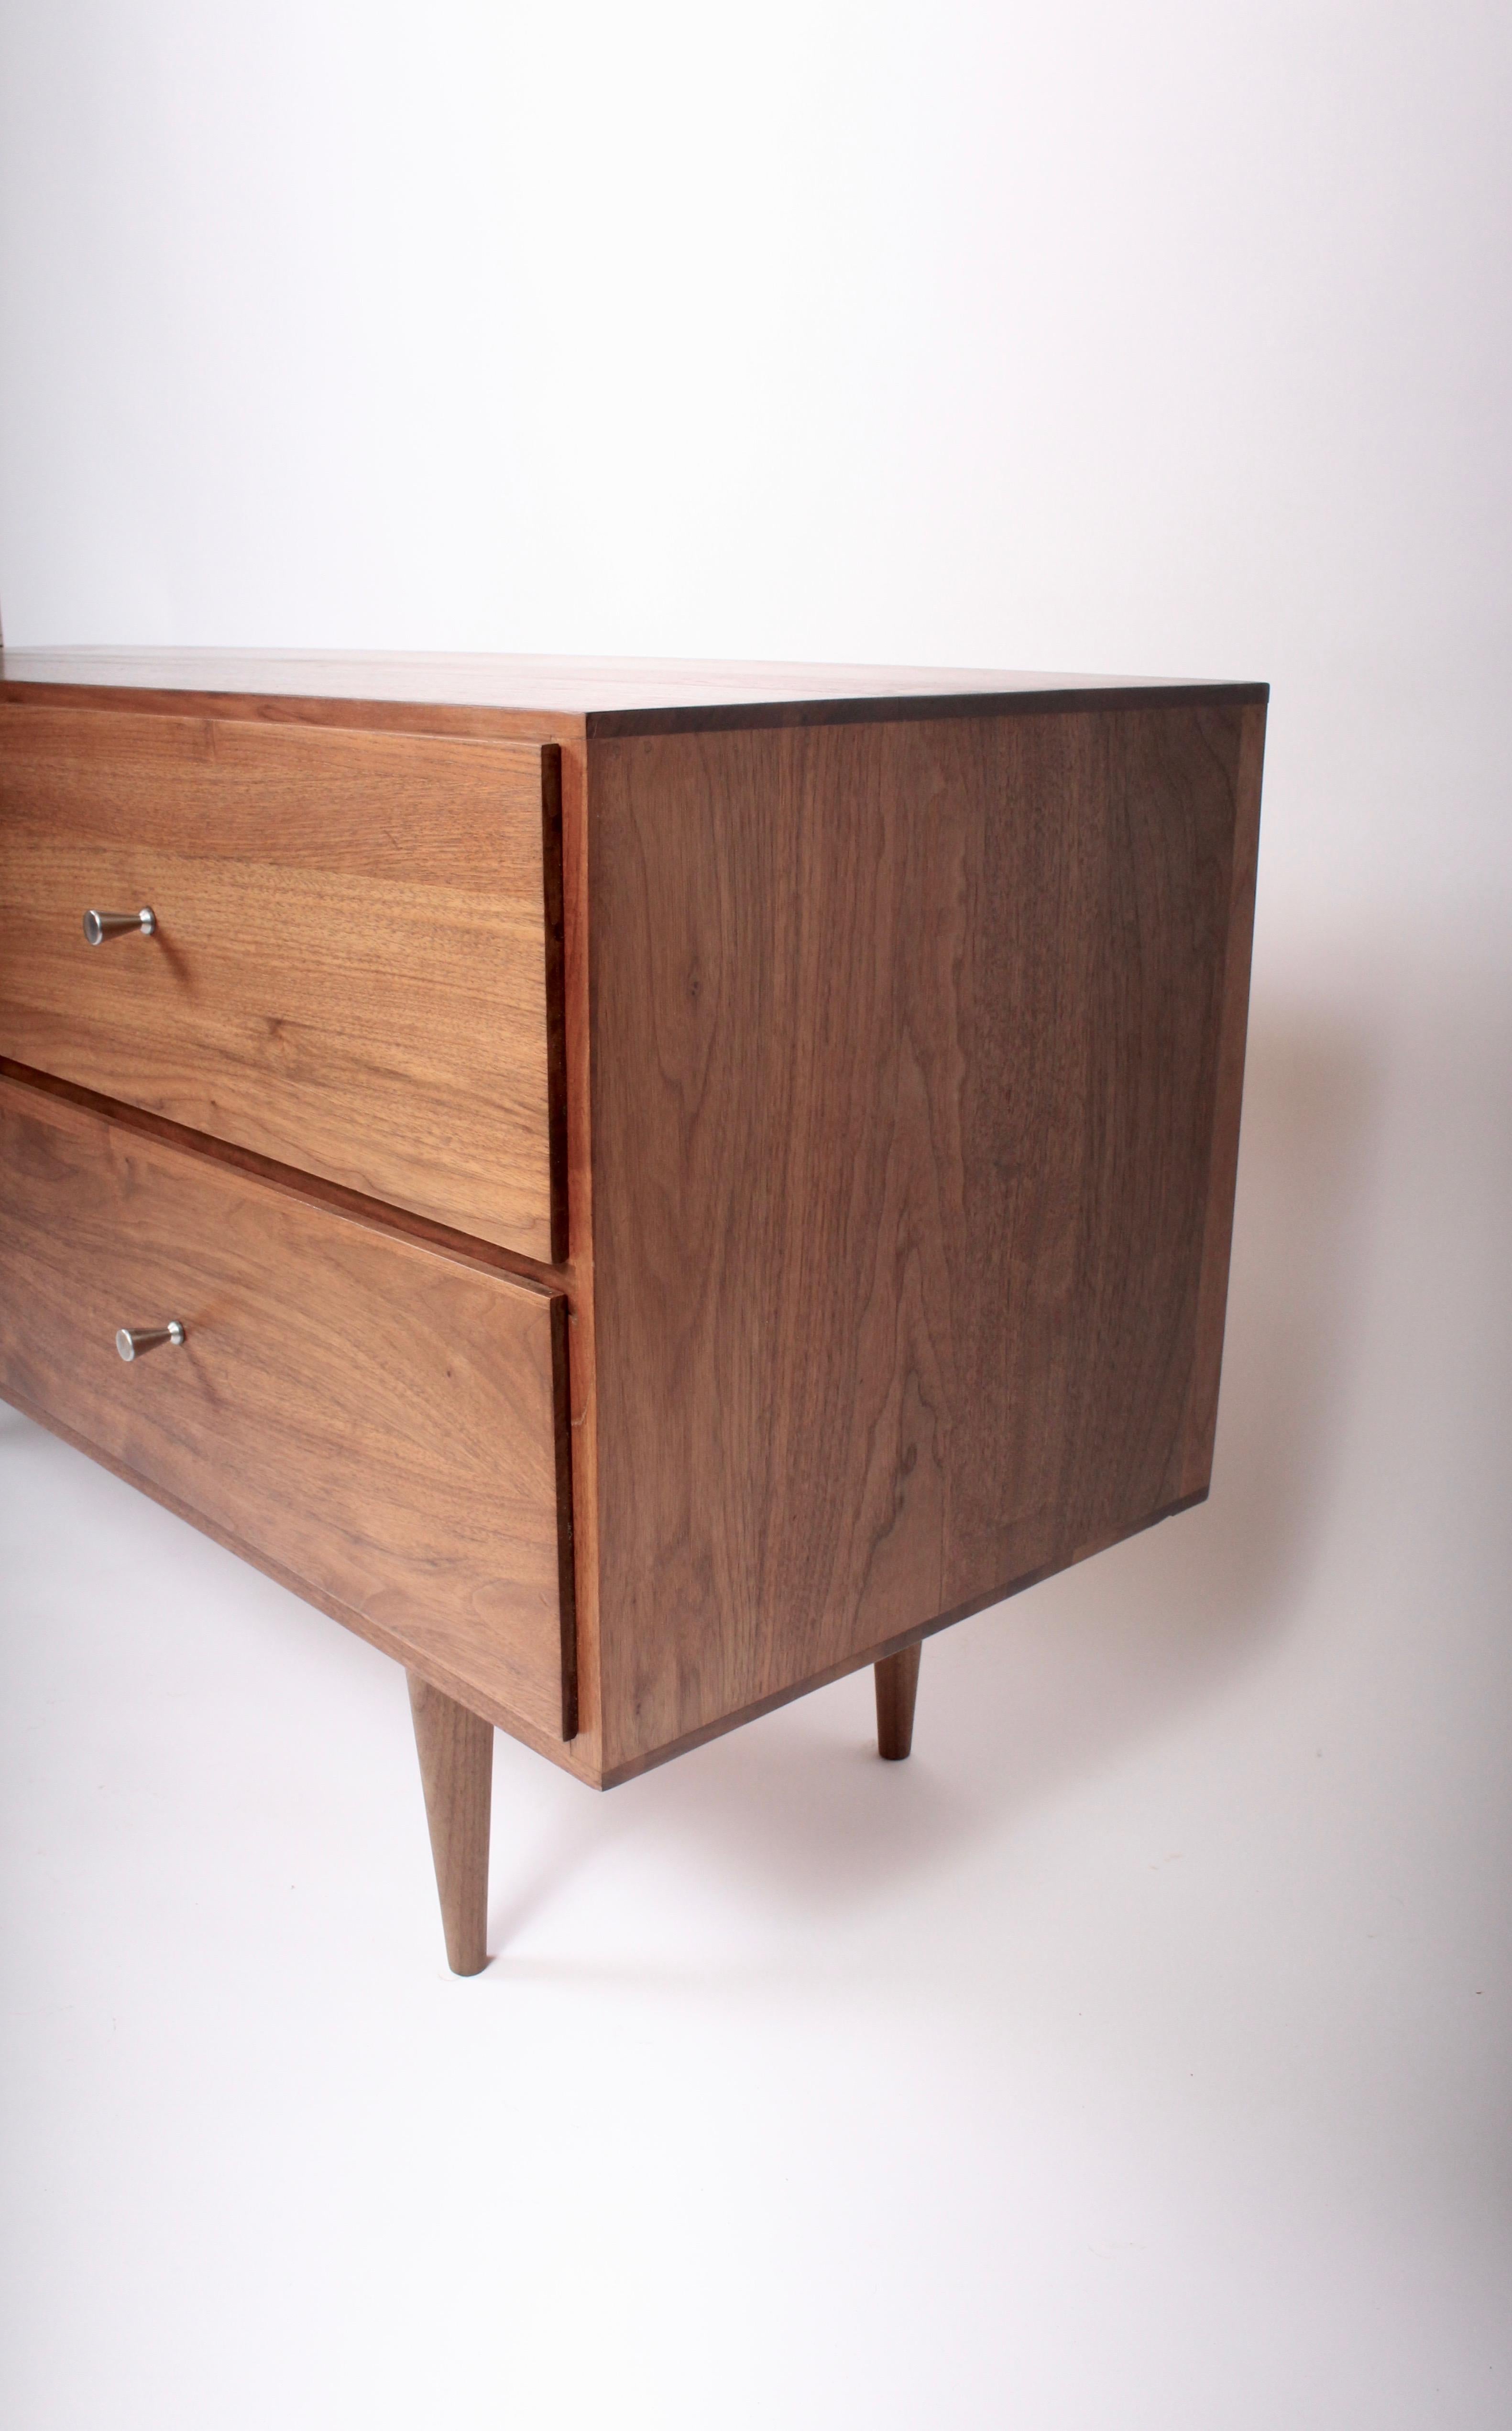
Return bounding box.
[597,1486,1209,1788]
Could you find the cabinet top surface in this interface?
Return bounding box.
[0,647,1267,734]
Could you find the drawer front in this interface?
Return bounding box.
[0,705,565,1260]
[0,1077,574,1739]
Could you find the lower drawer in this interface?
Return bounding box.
[0,1076,575,1740]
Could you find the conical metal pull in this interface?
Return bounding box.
[84,908,156,945]
[116,1322,186,1362]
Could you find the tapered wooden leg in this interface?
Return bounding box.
[407,1672,493,1975]
[875,1643,922,1760]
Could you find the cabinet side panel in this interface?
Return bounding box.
[590,708,1253,1771]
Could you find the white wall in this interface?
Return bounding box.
[1,7,1509,2428]
[4,3,1508,917]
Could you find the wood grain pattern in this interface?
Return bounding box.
[1,1376,603,1780]
[0,1054,562,1287]
[875,1646,921,1761]
[0,703,563,1259]
[0,1073,574,1739]
[408,1673,493,1974]
[0,682,581,747]
[594,1488,1203,1788]
[588,704,1259,1774]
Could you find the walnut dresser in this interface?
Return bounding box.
[0,649,1265,1972]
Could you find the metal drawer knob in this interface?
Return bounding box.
[84,907,156,946]
[116,1321,186,1362]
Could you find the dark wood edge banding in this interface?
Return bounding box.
[1178,700,1267,1497]
[0,1385,602,1782]
[0,1058,564,1293]
[598,1488,1208,1787]
[582,682,1270,741]
[548,1294,579,1740]
[539,744,570,1265]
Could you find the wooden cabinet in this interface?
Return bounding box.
[0,650,1265,1971]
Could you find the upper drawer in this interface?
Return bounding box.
[0,705,566,1260]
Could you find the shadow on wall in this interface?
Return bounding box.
[493,1002,1387,1948]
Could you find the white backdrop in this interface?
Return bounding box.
[1,6,1509,2428]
